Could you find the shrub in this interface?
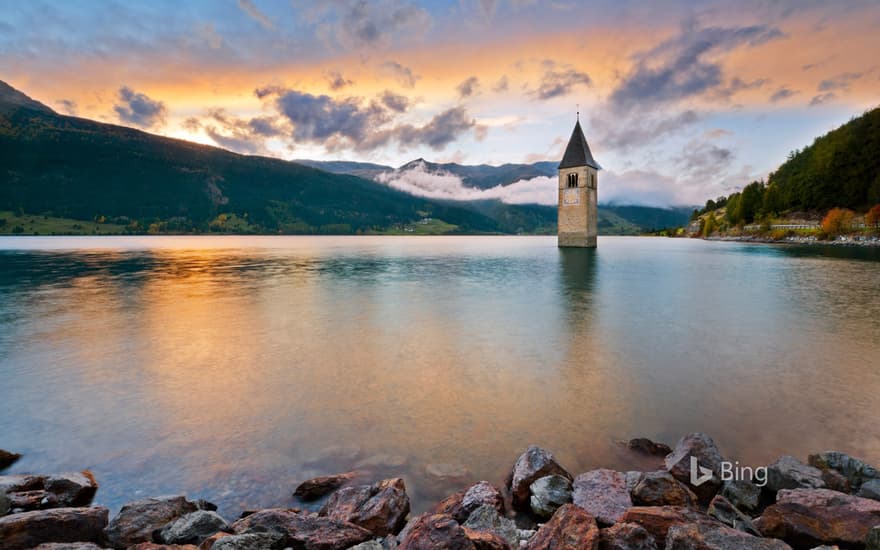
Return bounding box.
[821,208,854,236]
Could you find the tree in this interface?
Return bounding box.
[866,204,880,228]
[703,212,717,237]
[739,181,765,224]
[821,208,854,236]
[762,184,782,217]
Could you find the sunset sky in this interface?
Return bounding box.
[2,0,879,206]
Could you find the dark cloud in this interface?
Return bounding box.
[317,0,431,50]
[237,0,275,31]
[380,90,410,112]
[457,76,480,98]
[809,92,836,106]
[395,106,476,150]
[492,75,509,93]
[769,87,798,102]
[676,139,735,182]
[532,60,591,100]
[817,71,863,92]
[182,109,284,155]
[593,109,701,151]
[56,99,77,115]
[712,77,768,101]
[380,60,420,88]
[114,86,167,128]
[609,23,784,110]
[327,71,354,90]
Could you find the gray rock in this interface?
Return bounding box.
[0,492,9,516]
[767,456,826,493]
[707,495,760,536]
[508,446,571,511]
[720,479,762,514]
[809,451,880,491]
[857,478,880,501]
[867,525,880,550]
[572,469,632,525]
[350,541,385,550]
[211,530,286,550]
[528,475,572,518]
[156,509,231,545]
[665,433,725,501]
[462,481,504,516]
[626,471,644,493]
[462,504,518,546]
[103,495,200,549]
[666,521,792,549]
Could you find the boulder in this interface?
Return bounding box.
[599,522,658,550]
[461,481,504,517]
[397,513,476,550]
[857,479,880,501]
[127,544,199,550]
[767,456,826,493]
[664,433,725,502]
[524,504,600,550]
[665,521,793,550]
[157,510,231,545]
[754,488,880,548]
[462,527,512,550]
[294,472,360,501]
[350,541,385,550]
[104,495,201,549]
[508,446,571,510]
[628,438,673,457]
[0,506,108,550]
[0,471,98,511]
[208,531,286,550]
[808,452,879,491]
[529,475,572,518]
[0,449,22,471]
[232,508,373,549]
[620,506,717,547]
[707,495,760,535]
[867,525,880,550]
[630,471,698,507]
[430,491,468,523]
[320,477,410,537]
[572,469,632,525]
[720,479,762,514]
[1,491,9,515]
[462,505,517,546]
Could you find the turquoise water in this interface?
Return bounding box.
[1,236,878,516]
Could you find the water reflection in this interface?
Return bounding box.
[0,236,878,517]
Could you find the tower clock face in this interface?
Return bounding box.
[563,188,579,205]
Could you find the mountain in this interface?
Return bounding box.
[0,81,537,235]
[291,159,392,181]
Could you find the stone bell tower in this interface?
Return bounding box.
[558,116,600,248]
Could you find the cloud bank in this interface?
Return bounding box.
[114,86,166,128]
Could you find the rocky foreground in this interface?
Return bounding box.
[2,434,880,550]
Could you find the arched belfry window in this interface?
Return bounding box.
[567,173,578,188]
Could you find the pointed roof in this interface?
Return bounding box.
[559,119,600,170]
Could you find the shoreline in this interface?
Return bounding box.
[704,234,880,247]
[2,434,880,549]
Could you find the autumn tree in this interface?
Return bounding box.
[821,208,855,236]
[866,204,880,228]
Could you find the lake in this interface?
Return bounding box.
[1,235,879,517]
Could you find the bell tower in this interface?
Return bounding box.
[558,115,600,248]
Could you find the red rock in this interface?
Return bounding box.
[104,496,200,549]
[31,544,105,550]
[431,491,468,523]
[508,446,572,511]
[631,471,698,507]
[525,504,600,550]
[0,471,98,511]
[664,433,724,502]
[320,477,410,537]
[463,526,513,550]
[127,544,199,549]
[294,471,361,501]
[599,522,658,550]
[628,438,673,457]
[572,469,632,525]
[0,506,108,550]
[620,506,718,547]
[198,531,230,549]
[431,481,505,524]
[754,488,880,548]
[398,513,476,550]
[666,522,792,549]
[232,508,373,549]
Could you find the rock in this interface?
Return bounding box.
[462,527,512,550]
[620,506,717,547]
[320,477,410,537]
[628,438,673,457]
[0,449,22,471]
[462,481,504,517]
[127,544,199,550]
[209,531,286,550]
[529,475,572,518]
[720,479,762,514]
[665,521,793,550]
[294,472,360,501]
[462,505,517,546]
[599,522,658,550]
[157,510,231,545]
[1,491,9,515]
[706,495,759,536]
[508,446,571,511]
[0,471,98,511]
[397,513,476,550]
[754,488,880,548]
[767,456,826,493]
[808,451,880,491]
[572,469,632,525]
[857,478,880,501]
[664,433,725,502]
[0,506,108,550]
[232,508,373,549]
[430,491,468,523]
[524,503,600,550]
[104,495,200,549]
[821,469,851,494]
[350,541,385,550]
[630,471,698,507]
[867,525,880,550]
[32,544,105,549]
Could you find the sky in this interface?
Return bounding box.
[1,0,879,207]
